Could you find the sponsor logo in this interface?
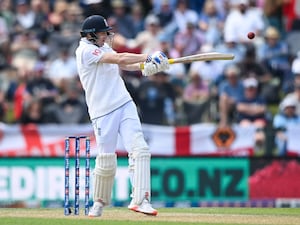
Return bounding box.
[104,19,109,27]
[92,49,101,56]
[212,127,236,148]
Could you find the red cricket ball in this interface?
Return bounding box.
[247,32,255,39]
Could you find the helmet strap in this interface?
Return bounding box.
[87,32,99,46]
[106,32,114,48]
[86,32,114,47]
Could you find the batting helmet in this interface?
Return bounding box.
[80,15,112,37]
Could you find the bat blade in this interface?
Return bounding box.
[169,52,235,64]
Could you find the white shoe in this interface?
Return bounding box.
[88,202,103,217]
[128,199,158,216]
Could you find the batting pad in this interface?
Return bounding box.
[131,150,151,205]
[93,153,117,206]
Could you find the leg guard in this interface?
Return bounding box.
[129,132,151,205]
[93,153,117,206]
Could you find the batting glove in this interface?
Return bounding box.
[141,51,169,76]
[142,61,158,76]
[150,51,170,71]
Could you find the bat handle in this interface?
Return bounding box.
[139,63,145,70]
[168,59,175,64]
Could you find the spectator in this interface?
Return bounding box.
[48,2,82,57]
[280,75,300,116]
[44,80,89,124]
[0,16,9,68]
[19,97,45,124]
[282,0,300,32]
[189,44,223,84]
[218,64,244,126]
[0,66,18,106]
[136,72,176,125]
[214,0,231,18]
[258,26,291,92]
[291,51,300,76]
[188,0,206,12]
[0,88,7,122]
[108,0,136,39]
[247,0,266,48]
[183,72,210,124]
[237,44,279,104]
[151,0,177,14]
[156,34,186,126]
[127,14,162,54]
[173,20,205,61]
[48,0,68,31]
[0,1,10,68]
[236,77,267,124]
[13,0,36,34]
[236,77,267,150]
[158,34,186,94]
[283,15,300,59]
[262,0,285,36]
[35,35,50,73]
[131,4,145,37]
[13,70,32,121]
[0,0,15,32]
[153,0,178,42]
[46,48,78,90]
[273,97,300,156]
[10,30,40,76]
[25,63,59,108]
[215,35,246,74]
[154,0,175,28]
[173,0,198,33]
[30,0,51,39]
[198,0,224,46]
[59,3,82,44]
[223,0,265,44]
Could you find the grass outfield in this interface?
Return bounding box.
[1,207,300,225]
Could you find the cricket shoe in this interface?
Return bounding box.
[128,199,158,216]
[88,202,103,217]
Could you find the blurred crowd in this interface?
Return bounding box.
[1,0,300,156]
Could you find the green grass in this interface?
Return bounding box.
[1,207,300,225]
[0,218,166,225]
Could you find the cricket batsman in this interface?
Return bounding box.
[75,15,169,217]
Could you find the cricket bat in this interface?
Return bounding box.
[140,52,234,69]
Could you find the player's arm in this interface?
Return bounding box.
[100,51,170,75]
[236,103,266,115]
[99,52,148,65]
[119,63,141,71]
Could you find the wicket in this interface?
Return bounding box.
[64,136,90,216]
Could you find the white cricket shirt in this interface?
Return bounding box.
[75,38,132,120]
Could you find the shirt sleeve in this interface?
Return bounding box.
[82,45,105,65]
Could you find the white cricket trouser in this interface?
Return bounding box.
[92,101,144,154]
